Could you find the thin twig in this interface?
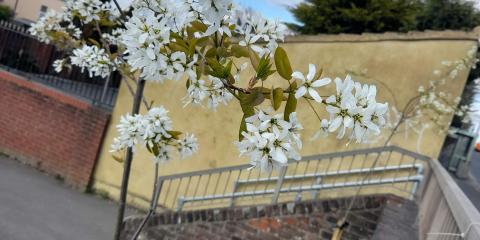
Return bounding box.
[305,97,322,122]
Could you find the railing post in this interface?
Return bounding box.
[271,165,287,204]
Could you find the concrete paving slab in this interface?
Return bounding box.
[0,155,140,240]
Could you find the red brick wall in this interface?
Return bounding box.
[121,195,391,240]
[0,70,110,190]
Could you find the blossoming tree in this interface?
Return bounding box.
[29,0,391,238]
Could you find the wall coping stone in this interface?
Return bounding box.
[284,28,480,43]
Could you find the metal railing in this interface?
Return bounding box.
[1,66,119,108]
[419,158,480,240]
[0,20,120,108]
[151,146,430,212]
[130,145,480,240]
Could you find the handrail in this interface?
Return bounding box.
[420,159,480,239]
[153,145,430,212]
[157,145,429,181]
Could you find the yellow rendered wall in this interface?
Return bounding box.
[92,33,478,209]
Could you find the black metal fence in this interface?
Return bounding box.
[0,20,121,108]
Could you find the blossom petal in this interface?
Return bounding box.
[326,105,340,114]
[329,117,342,132]
[355,125,365,142]
[146,48,156,60]
[291,71,305,81]
[250,45,264,54]
[307,64,316,81]
[343,116,353,128]
[295,86,307,99]
[311,78,331,88]
[326,95,336,104]
[334,77,343,93]
[273,148,288,164]
[308,88,322,102]
[139,33,148,44]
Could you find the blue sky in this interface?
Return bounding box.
[234,0,303,23]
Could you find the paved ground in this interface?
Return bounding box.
[455,151,480,211]
[0,155,139,240]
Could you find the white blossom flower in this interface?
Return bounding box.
[70,45,115,78]
[326,98,355,139]
[121,8,172,81]
[192,0,232,37]
[206,76,234,109]
[237,12,287,56]
[153,145,172,163]
[52,59,66,73]
[64,0,107,24]
[311,119,330,140]
[349,102,388,143]
[184,78,209,106]
[111,114,143,151]
[292,64,331,102]
[29,10,81,43]
[142,107,173,141]
[178,134,199,158]
[159,0,197,33]
[323,75,388,143]
[237,110,302,172]
[287,112,303,149]
[354,82,376,107]
[110,107,198,162]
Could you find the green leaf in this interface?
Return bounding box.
[246,87,266,106]
[216,47,228,58]
[167,131,183,139]
[249,49,260,70]
[256,56,276,81]
[224,61,234,84]
[205,47,217,58]
[190,21,207,33]
[196,61,205,79]
[272,88,284,110]
[206,59,232,79]
[112,152,124,163]
[188,39,198,57]
[225,61,233,75]
[274,47,293,80]
[239,87,265,116]
[169,42,188,53]
[231,45,249,58]
[196,37,209,47]
[88,38,101,48]
[284,82,297,121]
[151,143,160,156]
[99,18,117,27]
